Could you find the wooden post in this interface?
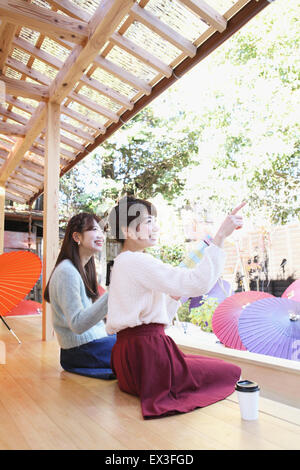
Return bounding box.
[0,184,5,254]
[42,102,60,341]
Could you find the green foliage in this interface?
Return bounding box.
[189,297,219,333]
[100,107,199,202]
[225,33,258,65]
[176,300,191,323]
[248,142,300,224]
[147,243,186,266]
[170,0,299,225]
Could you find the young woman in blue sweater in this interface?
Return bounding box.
[44,212,116,379]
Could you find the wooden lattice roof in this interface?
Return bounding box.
[0,0,271,205]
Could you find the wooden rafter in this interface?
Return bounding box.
[0,0,135,185]
[0,74,49,101]
[0,0,272,206]
[0,122,26,136]
[0,0,89,45]
[130,3,197,58]
[178,0,227,32]
[6,181,34,196]
[0,102,46,184]
[4,190,26,203]
[17,164,44,181]
[80,74,134,110]
[6,56,52,86]
[110,32,173,77]
[0,104,28,125]
[0,21,18,72]
[61,105,105,133]
[13,37,64,70]
[69,90,119,122]
[10,173,41,190]
[48,0,135,104]
[94,55,152,95]
[47,0,91,22]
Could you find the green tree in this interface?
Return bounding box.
[100,107,200,201]
[158,0,299,225]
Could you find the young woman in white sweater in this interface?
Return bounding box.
[106,197,245,419]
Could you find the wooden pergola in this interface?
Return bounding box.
[0,0,272,340]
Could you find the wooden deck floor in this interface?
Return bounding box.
[0,316,299,450]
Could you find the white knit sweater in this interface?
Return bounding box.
[106,244,226,335]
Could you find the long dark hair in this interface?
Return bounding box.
[108,196,157,244]
[44,212,101,303]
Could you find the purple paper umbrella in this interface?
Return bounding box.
[188,279,233,311]
[212,291,273,350]
[238,297,300,360]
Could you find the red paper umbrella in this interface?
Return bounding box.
[5,299,42,317]
[98,285,106,297]
[0,251,42,316]
[282,279,300,302]
[212,291,273,350]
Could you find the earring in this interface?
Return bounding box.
[77,241,80,246]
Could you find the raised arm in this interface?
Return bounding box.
[128,244,225,298]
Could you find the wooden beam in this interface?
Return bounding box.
[10,174,41,191]
[0,0,135,184]
[0,121,26,136]
[6,56,52,86]
[6,181,34,196]
[0,104,28,125]
[130,3,197,57]
[61,105,105,133]
[1,69,94,142]
[0,21,17,72]
[47,0,91,22]
[60,119,95,143]
[69,91,119,123]
[30,142,75,161]
[27,145,44,159]
[0,0,89,45]
[0,102,46,184]
[5,94,36,115]
[16,165,44,182]
[0,74,49,101]
[0,149,9,158]
[26,145,68,166]
[4,188,27,203]
[40,131,84,152]
[0,141,13,152]
[80,74,134,110]
[0,184,4,254]
[21,160,44,175]
[13,37,63,70]
[42,102,60,341]
[94,54,152,95]
[110,32,172,77]
[49,0,136,105]
[178,0,227,33]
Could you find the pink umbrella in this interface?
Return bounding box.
[5,299,42,317]
[282,279,300,302]
[212,291,273,350]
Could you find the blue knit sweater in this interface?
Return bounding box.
[49,259,108,349]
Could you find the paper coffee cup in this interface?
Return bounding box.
[235,380,260,420]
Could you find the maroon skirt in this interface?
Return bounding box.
[111,323,241,419]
